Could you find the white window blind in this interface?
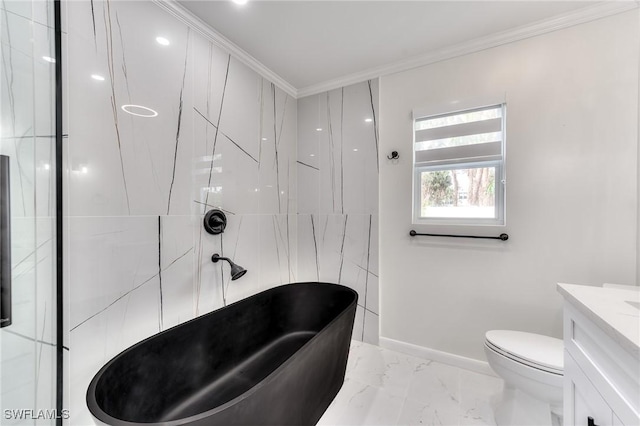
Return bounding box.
[414,105,504,167]
[412,103,506,225]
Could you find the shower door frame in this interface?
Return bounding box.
[54,0,63,424]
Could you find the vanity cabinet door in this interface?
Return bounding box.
[565,352,612,426]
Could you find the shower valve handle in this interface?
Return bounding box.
[204,209,227,235]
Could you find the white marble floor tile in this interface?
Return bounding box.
[458,369,503,425]
[318,378,405,426]
[346,339,421,398]
[405,360,461,409]
[397,397,461,426]
[326,340,502,426]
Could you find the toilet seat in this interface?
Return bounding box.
[485,330,563,375]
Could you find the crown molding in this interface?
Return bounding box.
[154,1,638,100]
[152,0,298,98]
[297,1,639,98]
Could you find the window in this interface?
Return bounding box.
[413,104,506,225]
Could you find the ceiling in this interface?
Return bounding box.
[177,1,609,93]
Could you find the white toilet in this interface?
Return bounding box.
[484,330,564,426]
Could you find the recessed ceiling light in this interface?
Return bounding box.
[353,149,358,152]
[316,128,322,132]
[310,154,315,157]
[232,0,248,5]
[261,137,267,141]
[364,118,373,123]
[42,56,55,63]
[121,104,158,118]
[91,74,105,81]
[156,37,170,46]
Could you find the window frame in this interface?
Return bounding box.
[412,103,507,227]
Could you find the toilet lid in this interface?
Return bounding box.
[485,330,564,373]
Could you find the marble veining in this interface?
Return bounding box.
[166,28,191,216]
[318,341,503,425]
[367,80,379,171]
[67,1,298,422]
[64,0,380,422]
[103,0,131,214]
[297,79,380,344]
[89,0,97,47]
[201,53,231,213]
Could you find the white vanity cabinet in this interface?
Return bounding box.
[558,284,640,426]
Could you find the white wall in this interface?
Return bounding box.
[379,10,639,361]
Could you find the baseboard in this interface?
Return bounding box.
[379,336,498,377]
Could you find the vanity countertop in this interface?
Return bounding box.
[557,283,640,357]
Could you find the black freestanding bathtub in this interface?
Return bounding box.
[86,282,358,425]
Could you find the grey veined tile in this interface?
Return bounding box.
[336,341,502,426]
[318,378,405,426]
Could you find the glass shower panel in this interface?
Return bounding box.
[0,0,57,424]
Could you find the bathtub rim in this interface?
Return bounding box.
[86,281,358,426]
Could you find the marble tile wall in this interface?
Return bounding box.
[0,1,57,424]
[65,1,297,423]
[297,80,380,344]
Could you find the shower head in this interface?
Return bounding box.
[228,262,247,281]
[211,254,247,280]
